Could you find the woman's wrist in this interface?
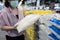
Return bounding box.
[11,27,15,30]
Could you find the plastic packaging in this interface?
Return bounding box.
[38,14,60,40]
[15,14,40,33]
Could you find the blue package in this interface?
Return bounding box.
[49,25,60,35]
[50,18,60,25]
[49,33,59,40]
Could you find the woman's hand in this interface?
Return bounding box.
[13,25,18,29]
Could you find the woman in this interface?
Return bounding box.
[0,0,25,40]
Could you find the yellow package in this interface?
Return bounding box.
[25,25,35,40]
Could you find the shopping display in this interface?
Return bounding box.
[37,14,60,40]
[18,1,60,39]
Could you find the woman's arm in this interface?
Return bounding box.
[1,26,16,31]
